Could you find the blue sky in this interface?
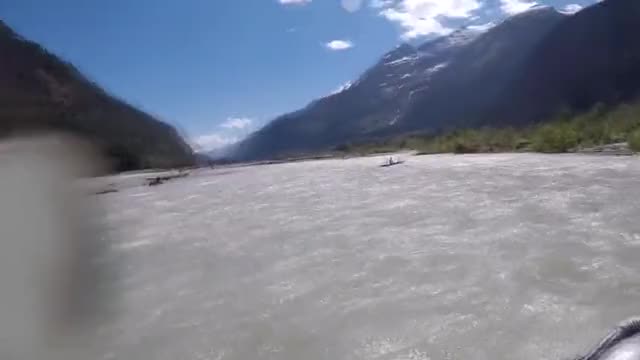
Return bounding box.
[1,0,597,151]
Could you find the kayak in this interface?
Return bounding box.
[380,160,405,168]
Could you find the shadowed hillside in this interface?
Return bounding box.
[0,20,194,171]
[491,0,640,125]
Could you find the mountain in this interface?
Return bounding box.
[400,6,566,131]
[230,26,495,161]
[490,0,640,125]
[233,0,640,161]
[0,20,194,171]
[232,6,566,160]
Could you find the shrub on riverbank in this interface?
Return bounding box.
[335,99,640,156]
[627,129,640,152]
[531,123,579,153]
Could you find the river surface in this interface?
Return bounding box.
[97,154,640,360]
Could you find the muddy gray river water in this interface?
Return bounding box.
[97,154,640,360]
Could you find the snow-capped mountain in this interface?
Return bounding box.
[232,0,640,161]
[351,26,491,101]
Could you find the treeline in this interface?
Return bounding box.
[336,100,640,155]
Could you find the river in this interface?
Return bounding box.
[97,153,640,360]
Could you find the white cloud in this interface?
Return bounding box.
[220,117,253,130]
[192,133,239,152]
[191,115,262,152]
[377,0,482,39]
[325,40,354,50]
[192,117,254,151]
[342,0,364,12]
[500,0,538,15]
[559,3,583,14]
[278,0,311,5]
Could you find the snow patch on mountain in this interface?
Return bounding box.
[385,56,418,66]
[330,81,353,95]
[426,62,448,74]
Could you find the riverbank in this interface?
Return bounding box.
[575,142,634,156]
[336,101,640,157]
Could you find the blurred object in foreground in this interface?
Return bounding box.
[0,133,116,360]
[578,318,640,360]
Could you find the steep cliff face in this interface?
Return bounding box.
[0,20,194,171]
